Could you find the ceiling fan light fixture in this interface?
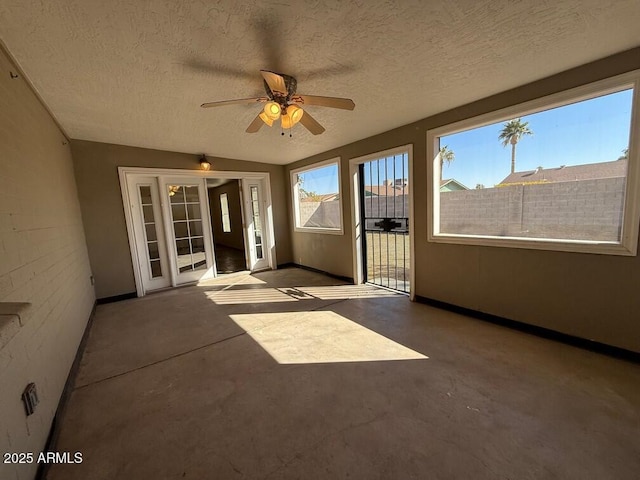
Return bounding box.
[287,105,304,125]
[264,102,281,120]
[281,112,293,129]
[259,111,274,126]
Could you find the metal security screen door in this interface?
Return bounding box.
[359,152,410,293]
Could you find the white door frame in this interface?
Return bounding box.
[348,145,415,300]
[119,166,277,297]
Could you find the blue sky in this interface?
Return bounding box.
[298,88,632,194]
[440,89,632,188]
[297,163,340,195]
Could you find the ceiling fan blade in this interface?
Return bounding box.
[260,70,288,96]
[292,94,355,110]
[246,114,264,133]
[299,110,325,135]
[201,97,267,108]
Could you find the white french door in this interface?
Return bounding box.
[120,168,276,296]
[162,178,215,285]
[243,179,270,271]
[127,176,171,293]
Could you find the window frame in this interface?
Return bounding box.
[427,70,640,256]
[290,157,344,235]
[220,193,231,233]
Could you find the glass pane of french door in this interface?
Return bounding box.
[243,180,269,271]
[165,180,214,284]
[250,186,264,260]
[169,185,206,272]
[139,185,164,278]
[169,185,207,273]
[127,176,171,293]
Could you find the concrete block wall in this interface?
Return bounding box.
[298,200,342,228]
[299,196,411,230]
[363,196,410,219]
[0,48,95,480]
[440,178,625,240]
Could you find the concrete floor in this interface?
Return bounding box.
[48,268,640,479]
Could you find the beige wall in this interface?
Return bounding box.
[209,181,245,250]
[0,46,95,480]
[286,47,640,353]
[71,141,292,299]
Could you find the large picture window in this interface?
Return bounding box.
[428,72,640,255]
[291,158,343,234]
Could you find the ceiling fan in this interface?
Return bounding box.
[200,70,355,135]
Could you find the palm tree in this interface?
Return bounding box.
[618,147,629,160]
[438,145,455,180]
[498,118,533,174]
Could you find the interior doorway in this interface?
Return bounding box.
[207,179,248,274]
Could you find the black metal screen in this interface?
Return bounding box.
[359,153,410,293]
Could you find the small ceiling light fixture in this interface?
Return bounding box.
[199,154,211,171]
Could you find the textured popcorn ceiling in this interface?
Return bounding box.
[1,1,639,165]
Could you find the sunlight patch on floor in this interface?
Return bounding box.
[199,274,265,286]
[205,288,297,304]
[294,285,400,300]
[230,311,427,364]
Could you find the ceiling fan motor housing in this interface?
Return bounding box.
[263,73,297,106]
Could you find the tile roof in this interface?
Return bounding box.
[440,178,469,189]
[364,184,409,197]
[499,159,627,185]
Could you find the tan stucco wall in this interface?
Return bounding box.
[71,141,292,299]
[209,181,245,251]
[0,46,95,480]
[286,47,640,353]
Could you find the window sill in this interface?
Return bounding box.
[293,227,344,236]
[0,302,31,349]
[428,233,636,256]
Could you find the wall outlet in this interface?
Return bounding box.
[22,383,39,416]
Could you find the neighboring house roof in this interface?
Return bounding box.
[440,179,469,191]
[364,184,409,197]
[499,159,627,185]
